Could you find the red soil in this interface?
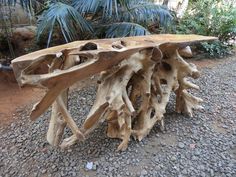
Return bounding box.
[0,72,44,127]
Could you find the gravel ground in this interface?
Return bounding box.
[0,57,236,177]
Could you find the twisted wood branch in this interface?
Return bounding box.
[11,34,216,151]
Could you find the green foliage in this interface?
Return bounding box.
[177,0,236,57]
[29,0,173,47]
[37,2,93,47]
[119,2,173,30]
[98,22,150,38]
[201,41,231,57]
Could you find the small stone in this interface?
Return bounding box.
[71,172,77,176]
[71,161,76,167]
[126,159,130,165]
[192,155,198,160]
[210,169,214,176]
[189,143,196,149]
[86,162,93,170]
[108,166,113,172]
[182,169,188,175]
[178,142,185,149]
[171,156,177,161]
[92,164,97,171]
[199,165,205,171]
[114,163,119,168]
[194,150,201,156]
[200,172,206,177]
[60,171,67,176]
[41,169,47,174]
[141,169,148,176]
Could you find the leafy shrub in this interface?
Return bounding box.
[176,0,236,57]
[201,41,231,57]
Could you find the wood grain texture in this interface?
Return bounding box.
[11,34,216,150]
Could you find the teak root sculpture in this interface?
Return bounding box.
[12,34,216,151]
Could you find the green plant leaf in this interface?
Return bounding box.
[72,0,119,19]
[37,2,93,47]
[121,2,173,29]
[72,0,101,15]
[99,22,150,38]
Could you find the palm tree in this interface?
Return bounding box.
[2,0,174,47]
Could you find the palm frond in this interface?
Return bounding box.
[102,0,119,19]
[18,0,35,15]
[100,22,150,38]
[37,2,93,47]
[72,0,101,15]
[2,0,45,15]
[121,2,173,30]
[0,0,17,6]
[118,0,148,9]
[73,0,119,19]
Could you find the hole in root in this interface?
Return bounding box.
[81,42,98,51]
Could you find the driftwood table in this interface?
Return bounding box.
[12,34,216,151]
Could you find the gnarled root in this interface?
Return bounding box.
[45,47,203,151]
[173,51,203,116]
[46,55,85,148]
[76,47,203,151]
[11,35,216,152]
[81,49,154,150]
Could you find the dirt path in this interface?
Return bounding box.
[0,79,44,127]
